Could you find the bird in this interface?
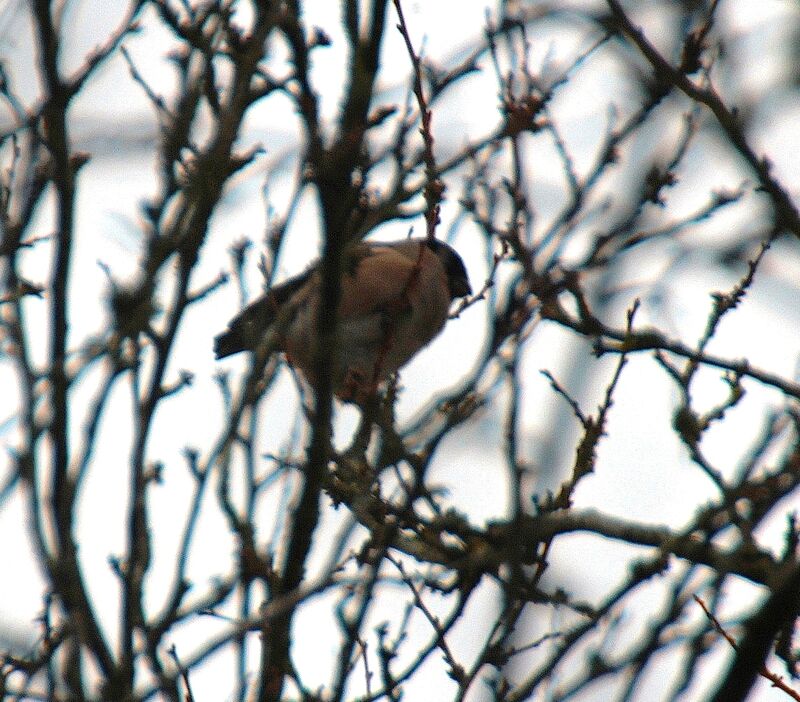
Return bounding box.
[214,237,472,403]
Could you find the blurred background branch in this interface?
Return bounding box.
[1,1,800,700]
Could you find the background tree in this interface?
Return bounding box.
[2,1,800,700]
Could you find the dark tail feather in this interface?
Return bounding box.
[214,330,244,359]
[213,270,313,360]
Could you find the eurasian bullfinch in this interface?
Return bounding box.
[214,238,471,402]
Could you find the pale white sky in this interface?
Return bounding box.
[2,1,800,700]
